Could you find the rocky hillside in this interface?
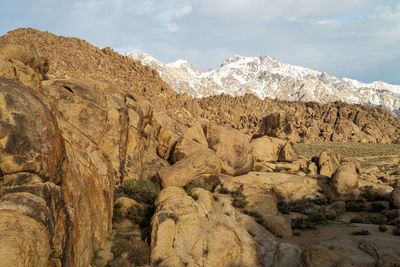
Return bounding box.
[128,53,400,119]
[196,94,400,143]
[0,28,400,267]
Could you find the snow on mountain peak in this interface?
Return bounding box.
[127,52,400,118]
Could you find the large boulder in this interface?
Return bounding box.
[219,172,326,201]
[278,141,299,163]
[150,187,260,266]
[171,121,208,163]
[390,187,400,209]
[251,136,286,163]
[328,161,359,199]
[318,149,342,177]
[157,148,221,188]
[205,123,253,176]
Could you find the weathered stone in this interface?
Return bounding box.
[261,215,292,238]
[157,148,221,188]
[278,141,299,162]
[251,136,287,163]
[151,186,260,267]
[205,123,253,176]
[115,197,139,215]
[318,149,342,177]
[328,161,359,199]
[390,187,400,209]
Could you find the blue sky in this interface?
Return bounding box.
[1,0,399,84]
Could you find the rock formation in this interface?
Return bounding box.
[0,28,399,267]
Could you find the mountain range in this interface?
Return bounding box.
[128,52,400,119]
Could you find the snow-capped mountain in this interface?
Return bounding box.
[127,52,400,118]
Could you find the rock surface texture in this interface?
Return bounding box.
[1,28,400,267]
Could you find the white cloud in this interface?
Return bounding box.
[175,5,192,17]
[165,23,179,32]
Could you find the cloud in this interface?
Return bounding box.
[165,23,179,32]
[175,5,192,17]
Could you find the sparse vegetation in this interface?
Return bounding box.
[345,199,366,212]
[117,179,160,204]
[370,202,385,212]
[91,248,103,266]
[108,238,150,266]
[112,202,124,223]
[291,217,316,230]
[393,225,400,236]
[127,204,155,239]
[352,230,370,236]
[378,225,387,232]
[231,191,248,208]
[243,210,264,224]
[297,141,400,161]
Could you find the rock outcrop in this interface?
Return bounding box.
[205,123,253,176]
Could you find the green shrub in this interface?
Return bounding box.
[370,202,385,212]
[109,238,150,266]
[291,217,316,230]
[378,225,387,232]
[117,179,160,204]
[345,199,366,212]
[393,225,400,236]
[352,230,370,235]
[185,180,213,192]
[243,210,264,224]
[187,190,199,201]
[112,202,124,223]
[232,191,248,208]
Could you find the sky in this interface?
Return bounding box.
[0,0,399,84]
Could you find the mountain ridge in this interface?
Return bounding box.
[128,52,400,119]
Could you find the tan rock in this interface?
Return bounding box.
[318,149,342,177]
[261,215,292,238]
[157,148,221,188]
[171,122,208,163]
[205,123,253,176]
[220,172,326,201]
[151,187,260,267]
[328,161,359,199]
[390,187,400,209]
[300,245,337,267]
[278,141,299,162]
[251,136,286,163]
[115,197,139,215]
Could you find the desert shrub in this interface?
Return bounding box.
[313,197,328,206]
[117,179,160,204]
[109,238,150,266]
[243,210,264,224]
[350,217,364,223]
[91,248,103,266]
[345,199,366,212]
[306,208,328,225]
[184,180,213,192]
[393,225,400,236]
[360,185,390,202]
[112,202,124,223]
[187,190,199,201]
[291,217,316,230]
[389,219,400,226]
[127,204,155,239]
[378,225,387,232]
[370,202,385,212]
[277,200,290,214]
[352,230,370,235]
[218,187,230,194]
[231,191,248,208]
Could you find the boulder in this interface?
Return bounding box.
[328,161,359,199]
[278,141,299,162]
[157,148,221,188]
[390,187,400,209]
[261,215,292,238]
[328,201,346,214]
[261,111,292,139]
[150,187,260,267]
[251,136,286,163]
[205,123,253,176]
[115,197,139,215]
[219,172,326,201]
[318,149,342,177]
[171,121,208,163]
